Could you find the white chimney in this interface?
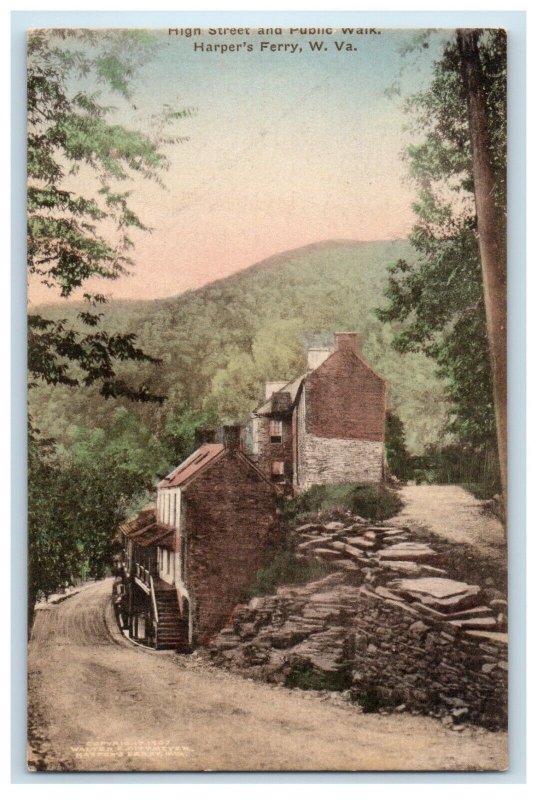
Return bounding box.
[307,348,333,371]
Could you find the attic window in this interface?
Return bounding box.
[269,419,283,443]
[271,461,285,483]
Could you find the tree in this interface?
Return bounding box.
[28,409,170,628]
[385,411,411,481]
[456,29,507,502]
[377,31,506,463]
[27,29,190,400]
[162,401,220,467]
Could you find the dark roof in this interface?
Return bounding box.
[158,443,225,489]
[118,507,155,538]
[123,518,176,550]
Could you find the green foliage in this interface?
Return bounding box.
[30,240,450,453]
[411,443,500,496]
[28,409,169,613]
[351,686,405,713]
[348,484,403,521]
[281,483,403,523]
[460,483,498,501]
[376,30,506,450]
[28,438,83,609]
[27,29,190,400]
[285,664,351,692]
[248,551,335,598]
[162,401,219,466]
[385,411,412,480]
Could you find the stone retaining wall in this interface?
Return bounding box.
[349,585,508,728]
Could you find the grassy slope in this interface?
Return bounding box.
[30,239,448,452]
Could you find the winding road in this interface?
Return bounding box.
[28,578,507,772]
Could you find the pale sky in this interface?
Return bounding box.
[29,28,451,305]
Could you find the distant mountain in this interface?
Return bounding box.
[30,240,449,453]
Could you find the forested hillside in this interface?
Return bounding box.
[30,239,449,454]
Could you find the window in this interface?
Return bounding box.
[271,461,285,483]
[269,419,283,443]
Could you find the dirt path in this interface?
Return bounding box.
[27,579,507,773]
[389,485,506,563]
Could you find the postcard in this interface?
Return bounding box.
[27,24,508,772]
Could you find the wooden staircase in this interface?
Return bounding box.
[154,584,189,651]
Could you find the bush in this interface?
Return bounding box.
[280,483,403,523]
[351,686,405,713]
[460,482,499,501]
[348,484,403,520]
[285,664,351,692]
[248,550,335,597]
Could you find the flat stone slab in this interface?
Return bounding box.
[448,605,494,620]
[332,559,361,571]
[313,548,343,560]
[448,617,497,630]
[377,547,438,563]
[322,521,346,531]
[297,536,328,550]
[378,561,446,576]
[464,630,508,644]
[392,577,479,599]
[344,536,376,549]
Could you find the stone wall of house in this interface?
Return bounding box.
[301,434,384,489]
[183,452,279,645]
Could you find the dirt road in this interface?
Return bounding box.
[390,485,506,562]
[28,579,507,772]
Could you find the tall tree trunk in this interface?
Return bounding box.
[457,29,508,517]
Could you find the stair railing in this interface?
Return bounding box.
[149,575,159,646]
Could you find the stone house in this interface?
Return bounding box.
[117,426,279,650]
[246,332,387,493]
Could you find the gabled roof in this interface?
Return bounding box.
[254,373,307,415]
[158,442,276,493]
[158,443,225,489]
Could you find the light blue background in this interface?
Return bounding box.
[12,8,526,785]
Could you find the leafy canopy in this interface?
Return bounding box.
[376,30,506,449]
[27,29,191,400]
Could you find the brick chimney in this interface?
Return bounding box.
[223,424,242,451]
[194,427,216,448]
[334,332,359,354]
